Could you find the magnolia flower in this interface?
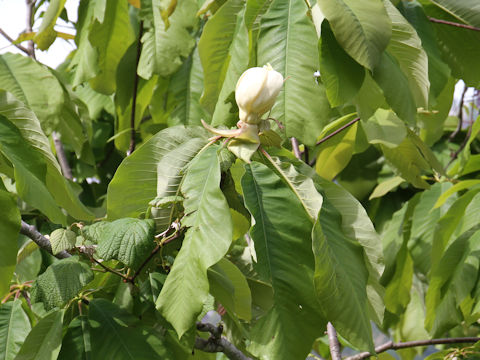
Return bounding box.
[235,64,284,124]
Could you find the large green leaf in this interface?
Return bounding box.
[15,310,64,360]
[242,162,325,360]
[34,0,67,50]
[89,299,176,359]
[317,0,391,70]
[198,0,246,115]
[95,218,156,269]
[313,198,374,351]
[156,145,232,338]
[57,316,91,360]
[319,20,366,107]
[257,0,331,145]
[89,0,135,94]
[0,299,31,360]
[138,0,198,79]
[31,257,94,310]
[429,0,480,27]
[107,126,208,227]
[0,91,94,222]
[363,109,407,148]
[207,257,252,321]
[0,190,20,298]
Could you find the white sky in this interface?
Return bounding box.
[0,0,79,68]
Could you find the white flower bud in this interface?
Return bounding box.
[235,64,284,124]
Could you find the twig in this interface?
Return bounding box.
[344,337,480,360]
[327,323,341,360]
[428,17,480,32]
[25,0,36,59]
[450,85,468,140]
[20,220,71,259]
[194,322,252,360]
[89,256,129,280]
[445,121,473,170]
[128,21,144,155]
[128,244,160,283]
[0,28,30,54]
[52,131,73,180]
[316,117,360,146]
[291,137,302,160]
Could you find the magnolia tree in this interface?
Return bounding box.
[1,0,480,359]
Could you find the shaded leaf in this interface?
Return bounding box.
[0,299,31,360]
[363,109,407,148]
[57,316,91,360]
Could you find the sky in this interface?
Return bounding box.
[0,0,79,68]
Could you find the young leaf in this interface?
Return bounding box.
[34,0,67,50]
[50,228,77,255]
[0,299,31,360]
[31,257,94,310]
[156,145,233,338]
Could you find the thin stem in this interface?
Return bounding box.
[445,122,473,170]
[20,220,71,259]
[291,137,302,160]
[327,322,341,360]
[450,85,468,140]
[316,117,360,146]
[128,21,144,155]
[345,337,480,360]
[90,256,129,280]
[25,0,36,59]
[428,17,480,32]
[0,28,30,54]
[52,131,73,180]
[128,244,160,283]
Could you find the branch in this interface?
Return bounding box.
[449,85,468,140]
[194,322,252,360]
[291,137,302,160]
[52,131,73,180]
[428,17,480,32]
[327,322,342,360]
[128,21,144,155]
[445,120,473,170]
[316,117,360,146]
[25,0,36,59]
[20,221,71,259]
[344,337,480,360]
[128,244,160,283]
[0,28,30,54]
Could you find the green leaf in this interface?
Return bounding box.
[257,0,331,145]
[434,180,480,209]
[89,299,176,359]
[384,243,413,316]
[317,0,391,70]
[429,0,480,27]
[0,299,31,360]
[369,176,405,200]
[138,0,198,79]
[198,0,246,115]
[313,198,374,351]
[319,20,365,107]
[363,109,407,148]
[34,0,67,50]
[207,257,252,321]
[244,0,272,29]
[315,113,358,180]
[242,162,325,360]
[0,92,94,222]
[96,218,156,269]
[15,310,64,360]
[31,256,94,310]
[50,229,77,255]
[156,146,232,338]
[0,190,20,298]
[107,126,208,228]
[57,316,91,360]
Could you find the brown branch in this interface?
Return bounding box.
[316,117,360,146]
[0,28,30,54]
[52,131,73,180]
[128,244,160,283]
[291,137,302,160]
[25,0,36,59]
[194,322,252,360]
[450,85,468,140]
[20,220,71,259]
[428,17,480,32]
[344,337,480,360]
[327,322,342,360]
[445,121,473,170]
[128,21,144,155]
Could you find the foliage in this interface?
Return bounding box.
[0,0,480,359]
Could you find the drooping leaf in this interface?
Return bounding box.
[95,218,156,269]
[0,190,20,298]
[363,109,407,148]
[15,310,64,360]
[50,228,77,255]
[0,299,31,360]
[317,0,391,70]
[57,316,91,360]
[156,146,232,338]
[107,126,208,227]
[34,0,67,50]
[242,162,325,360]
[257,0,331,145]
[138,0,198,79]
[31,256,94,310]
